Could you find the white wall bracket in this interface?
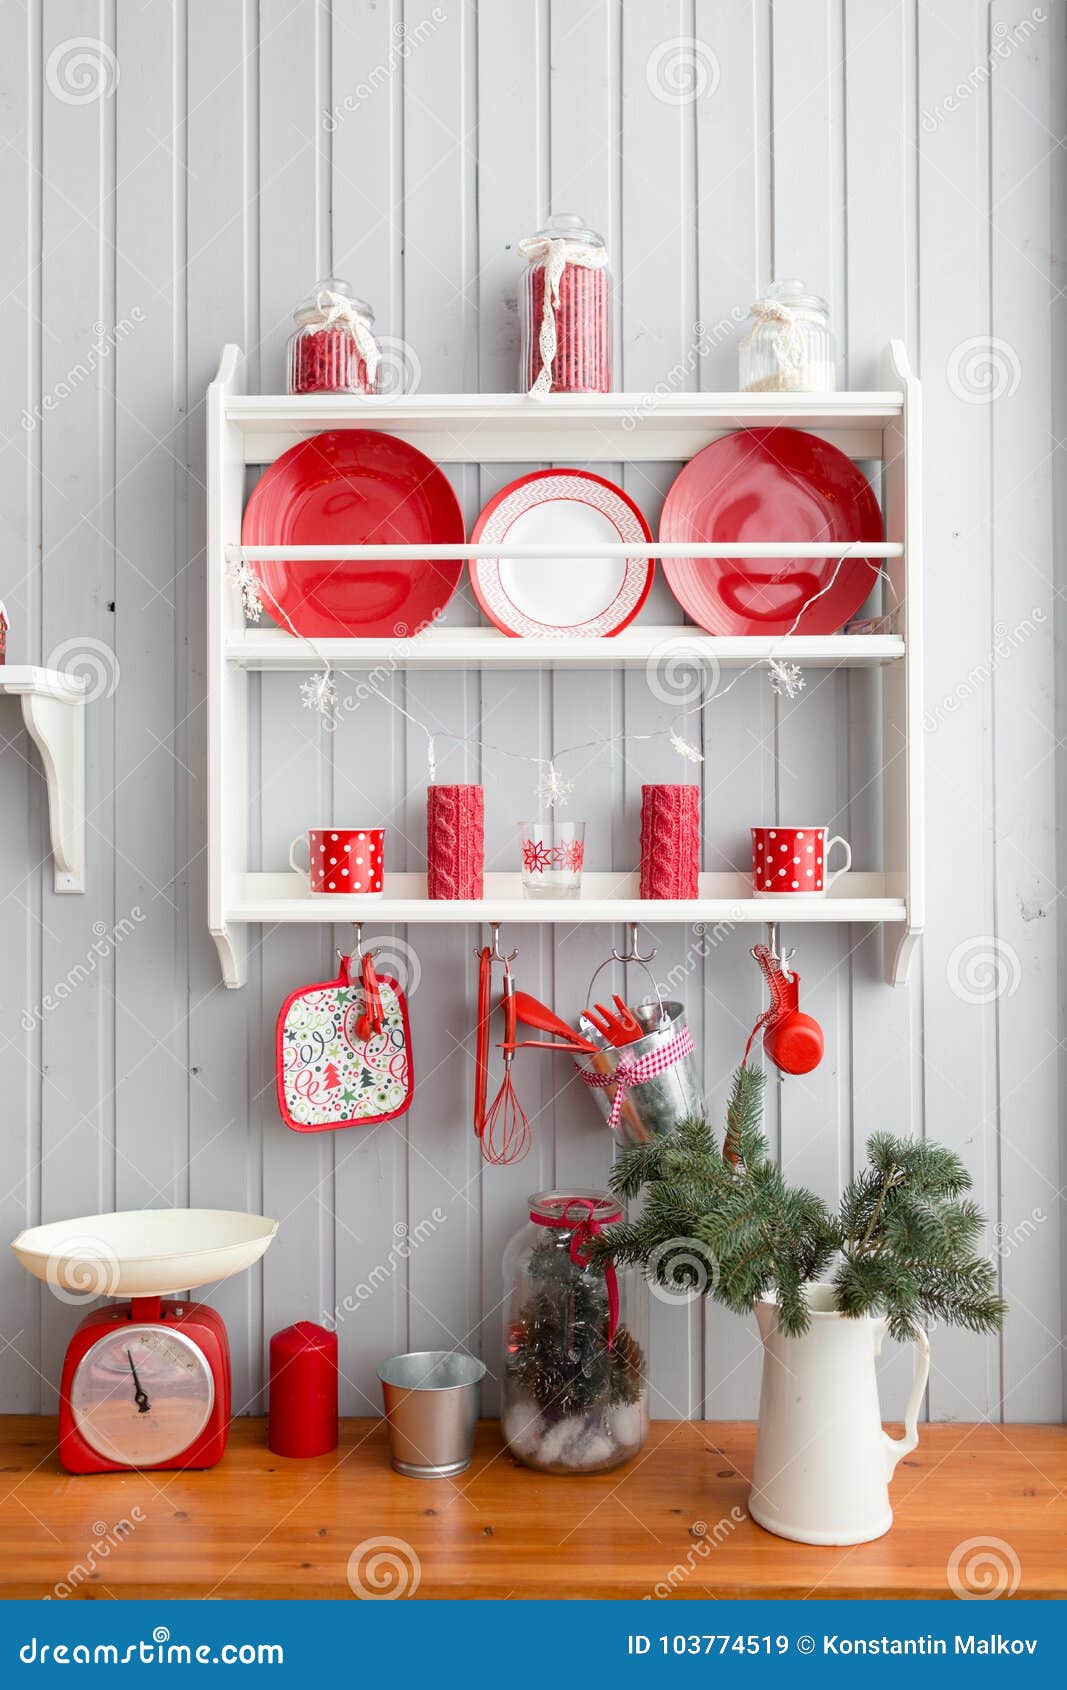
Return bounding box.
[0,666,88,893]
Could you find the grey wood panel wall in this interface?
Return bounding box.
[0,0,1063,1424]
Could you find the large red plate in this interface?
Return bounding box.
[660,427,883,636]
[242,430,465,638]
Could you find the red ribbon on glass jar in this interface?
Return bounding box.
[518,214,612,395]
[530,1195,622,1345]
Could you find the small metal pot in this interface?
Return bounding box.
[575,999,704,1147]
[378,1350,485,1478]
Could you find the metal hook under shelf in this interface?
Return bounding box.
[473,921,519,965]
[336,922,383,969]
[762,922,796,973]
[611,921,657,966]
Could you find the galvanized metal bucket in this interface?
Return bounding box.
[378,1349,485,1478]
[574,997,704,1147]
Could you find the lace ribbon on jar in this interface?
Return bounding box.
[738,298,807,389]
[310,286,380,387]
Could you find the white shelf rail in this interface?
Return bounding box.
[228,541,903,561]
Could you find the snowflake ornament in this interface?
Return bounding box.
[228,559,263,622]
[669,729,704,765]
[300,669,339,720]
[768,658,806,700]
[536,760,573,810]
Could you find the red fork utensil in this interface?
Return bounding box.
[584,998,643,1047]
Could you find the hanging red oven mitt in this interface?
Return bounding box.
[276,953,414,1133]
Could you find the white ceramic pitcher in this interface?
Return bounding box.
[749,1282,930,1546]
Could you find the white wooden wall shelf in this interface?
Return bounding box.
[208,341,922,991]
[232,872,905,927]
[225,626,905,673]
[0,666,87,893]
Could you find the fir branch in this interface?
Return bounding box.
[592,1068,1005,1344]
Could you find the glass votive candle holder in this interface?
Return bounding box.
[520,819,586,901]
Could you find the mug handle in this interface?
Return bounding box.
[824,834,852,890]
[288,835,310,878]
[881,1324,930,1477]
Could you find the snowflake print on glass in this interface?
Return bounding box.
[520,821,586,902]
[522,838,554,875]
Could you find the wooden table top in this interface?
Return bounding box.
[0,1417,1062,1600]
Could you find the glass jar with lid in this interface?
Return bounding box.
[738,278,836,393]
[502,1190,648,1474]
[286,277,380,395]
[518,213,612,395]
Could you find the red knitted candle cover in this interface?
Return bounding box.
[640,785,701,899]
[427,785,485,899]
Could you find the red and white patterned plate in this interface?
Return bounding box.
[469,469,653,637]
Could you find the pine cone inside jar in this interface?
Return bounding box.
[609,1324,646,1406]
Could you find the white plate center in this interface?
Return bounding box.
[496,499,628,626]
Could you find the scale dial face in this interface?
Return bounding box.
[70,1324,215,1467]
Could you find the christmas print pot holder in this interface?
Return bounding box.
[276,956,414,1132]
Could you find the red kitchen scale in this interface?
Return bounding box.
[11,1209,277,1474]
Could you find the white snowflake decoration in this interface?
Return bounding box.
[300,669,339,720]
[669,729,704,765]
[768,658,806,700]
[228,559,263,622]
[536,760,573,810]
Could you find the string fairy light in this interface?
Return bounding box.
[237,545,896,798]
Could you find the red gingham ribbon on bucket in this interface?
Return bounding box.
[575,1024,695,1135]
[530,1197,622,1345]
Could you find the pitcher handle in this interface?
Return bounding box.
[882,1324,930,1478]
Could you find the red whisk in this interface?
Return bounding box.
[483,961,531,1165]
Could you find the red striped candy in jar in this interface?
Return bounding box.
[519,213,612,394]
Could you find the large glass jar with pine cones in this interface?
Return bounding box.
[501,1191,649,1474]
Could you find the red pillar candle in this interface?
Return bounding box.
[269,1321,339,1458]
[427,784,484,899]
[640,785,701,899]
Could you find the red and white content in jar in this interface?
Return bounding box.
[518,213,611,395]
[286,277,380,396]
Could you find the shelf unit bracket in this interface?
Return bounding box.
[0,667,87,893]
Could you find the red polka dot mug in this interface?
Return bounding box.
[751,825,851,897]
[289,828,385,896]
